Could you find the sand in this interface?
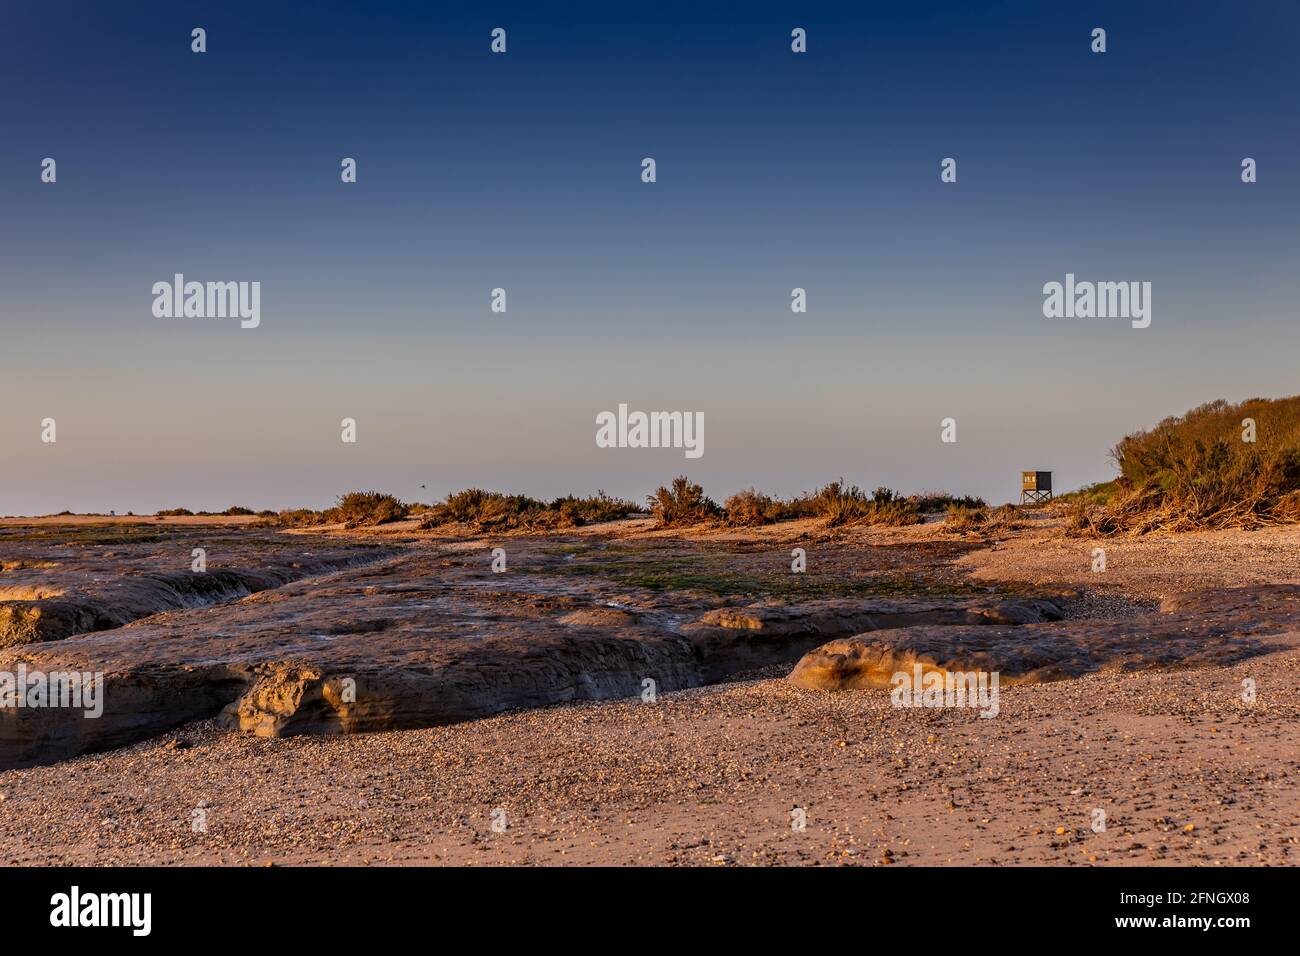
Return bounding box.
[0,512,1297,866]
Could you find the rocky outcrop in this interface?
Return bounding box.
[0,551,397,647]
[679,597,1063,681]
[0,663,247,769]
[789,584,1300,691]
[9,527,1298,771]
[0,545,1065,767]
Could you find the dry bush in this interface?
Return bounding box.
[1054,481,1118,508]
[647,476,721,527]
[1071,396,1300,535]
[723,488,785,526]
[330,491,409,527]
[549,491,638,525]
[418,489,636,531]
[267,508,327,528]
[420,489,545,529]
[912,492,987,512]
[948,503,1023,535]
[1272,489,1300,523]
[944,504,986,533]
[806,482,922,527]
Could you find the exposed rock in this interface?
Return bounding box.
[680,597,1061,680]
[0,543,397,647]
[7,528,1294,771]
[0,544,1062,768]
[789,584,1300,691]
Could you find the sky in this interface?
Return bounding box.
[1,1,1297,514]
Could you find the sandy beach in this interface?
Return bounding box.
[1,513,1296,866]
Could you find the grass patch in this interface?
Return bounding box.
[545,544,983,600]
[0,524,188,545]
[1055,481,1119,508]
[944,503,1024,535]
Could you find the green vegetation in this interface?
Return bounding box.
[0,524,179,545]
[546,543,981,600]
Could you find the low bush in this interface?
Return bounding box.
[331,491,409,527]
[419,489,637,530]
[1070,396,1300,534]
[647,476,721,527]
[945,503,1023,535]
[723,488,786,526]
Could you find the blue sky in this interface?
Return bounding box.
[2,1,1297,513]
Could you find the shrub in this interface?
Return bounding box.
[420,489,545,529]
[1054,482,1118,508]
[723,488,783,526]
[1071,396,1300,534]
[946,503,1023,535]
[155,508,194,517]
[418,489,636,531]
[222,506,255,516]
[269,509,327,530]
[911,492,987,512]
[331,491,409,527]
[805,481,922,527]
[647,476,721,527]
[549,491,638,525]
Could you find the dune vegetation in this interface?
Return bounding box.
[1067,396,1300,535]
[247,479,988,534]
[943,503,1024,535]
[418,489,639,531]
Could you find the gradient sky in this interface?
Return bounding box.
[2,1,1298,514]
